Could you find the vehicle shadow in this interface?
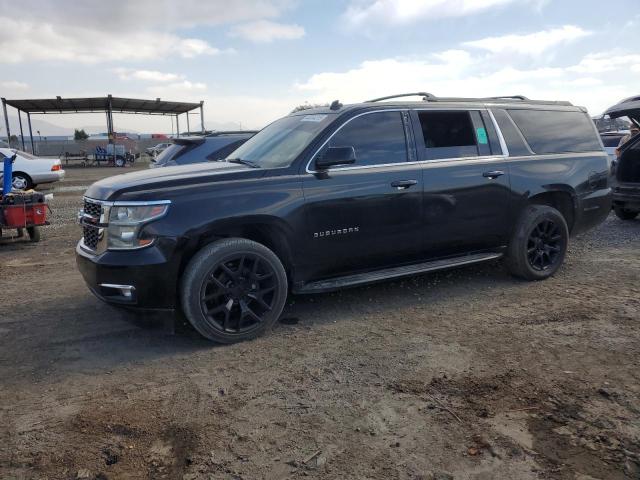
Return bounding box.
[0,260,515,385]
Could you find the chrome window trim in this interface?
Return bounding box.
[306,108,495,174]
[306,109,407,174]
[487,109,509,157]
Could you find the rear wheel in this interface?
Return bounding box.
[27,226,40,242]
[506,205,569,281]
[12,172,33,190]
[180,238,288,343]
[613,206,638,221]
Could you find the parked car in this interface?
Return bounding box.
[77,93,611,343]
[604,95,640,220]
[0,148,65,190]
[600,131,628,163]
[149,131,256,168]
[145,142,172,157]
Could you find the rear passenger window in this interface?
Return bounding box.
[327,111,407,167]
[491,109,532,156]
[417,111,479,159]
[508,110,601,154]
[207,139,247,160]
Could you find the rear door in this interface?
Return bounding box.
[411,108,511,257]
[301,110,424,280]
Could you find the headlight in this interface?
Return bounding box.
[107,202,169,250]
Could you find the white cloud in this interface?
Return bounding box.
[0,0,292,64]
[0,17,223,64]
[295,48,640,115]
[148,81,208,95]
[464,25,591,56]
[114,69,185,83]
[0,80,28,90]
[343,0,521,26]
[230,20,305,43]
[0,0,295,30]
[569,52,640,74]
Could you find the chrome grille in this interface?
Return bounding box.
[84,199,102,218]
[83,225,100,249]
[81,198,105,251]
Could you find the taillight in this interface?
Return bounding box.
[51,164,62,171]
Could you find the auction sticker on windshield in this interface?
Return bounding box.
[301,114,328,122]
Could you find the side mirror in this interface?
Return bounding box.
[315,146,356,170]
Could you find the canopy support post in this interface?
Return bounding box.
[27,113,34,154]
[176,114,180,138]
[186,112,190,134]
[18,109,25,151]
[1,98,10,147]
[200,101,205,134]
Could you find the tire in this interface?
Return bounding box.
[115,158,125,168]
[12,172,33,190]
[506,205,569,281]
[27,226,41,242]
[180,238,288,343]
[613,206,638,221]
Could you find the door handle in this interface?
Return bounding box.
[482,170,505,179]
[391,179,418,190]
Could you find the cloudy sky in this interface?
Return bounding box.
[1,0,638,134]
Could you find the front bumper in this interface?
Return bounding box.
[613,186,640,210]
[76,239,180,311]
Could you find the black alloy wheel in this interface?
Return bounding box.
[200,253,277,334]
[526,219,564,271]
[181,238,288,343]
[506,204,569,281]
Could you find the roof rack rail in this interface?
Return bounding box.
[366,92,436,103]
[486,95,529,101]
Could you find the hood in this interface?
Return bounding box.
[604,95,640,123]
[84,160,253,201]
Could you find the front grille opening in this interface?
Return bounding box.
[83,225,100,250]
[84,199,102,218]
[82,199,103,250]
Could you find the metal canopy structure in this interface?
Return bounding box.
[1,94,205,153]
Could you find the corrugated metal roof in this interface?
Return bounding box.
[3,96,201,115]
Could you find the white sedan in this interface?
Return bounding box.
[0,148,65,190]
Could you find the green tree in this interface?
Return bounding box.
[74,129,89,141]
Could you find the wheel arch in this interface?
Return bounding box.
[527,189,576,233]
[179,215,296,283]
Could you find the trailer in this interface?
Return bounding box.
[0,154,49,242]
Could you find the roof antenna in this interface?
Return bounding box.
[330,100,342,110]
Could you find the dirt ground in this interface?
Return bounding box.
[1,164,639,480]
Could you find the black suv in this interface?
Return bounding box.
[149,131,256,168]
[604,95,640,220]
[77,93,611,343]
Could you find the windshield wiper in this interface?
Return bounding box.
[226,158,261,168]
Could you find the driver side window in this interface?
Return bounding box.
[326,111,408,167]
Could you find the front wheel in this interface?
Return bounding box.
[12,172,33,190]
[506,205,569,281]
[613,206,638,221]
[180,238,288,343]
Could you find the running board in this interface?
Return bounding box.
[295,252,503,294]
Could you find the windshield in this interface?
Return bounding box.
[226,113,336,168]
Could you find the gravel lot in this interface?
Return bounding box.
[1,165,639,480]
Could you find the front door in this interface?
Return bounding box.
[301,110,424,280]
[410,109,511,257]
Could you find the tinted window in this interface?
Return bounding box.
[508,109,601,154]
[207,139,248,160]
[601,135,624,148]
[491,109,531,156]
[418,111,478,159]
[153,144,187,165]
[326,111,407,166]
